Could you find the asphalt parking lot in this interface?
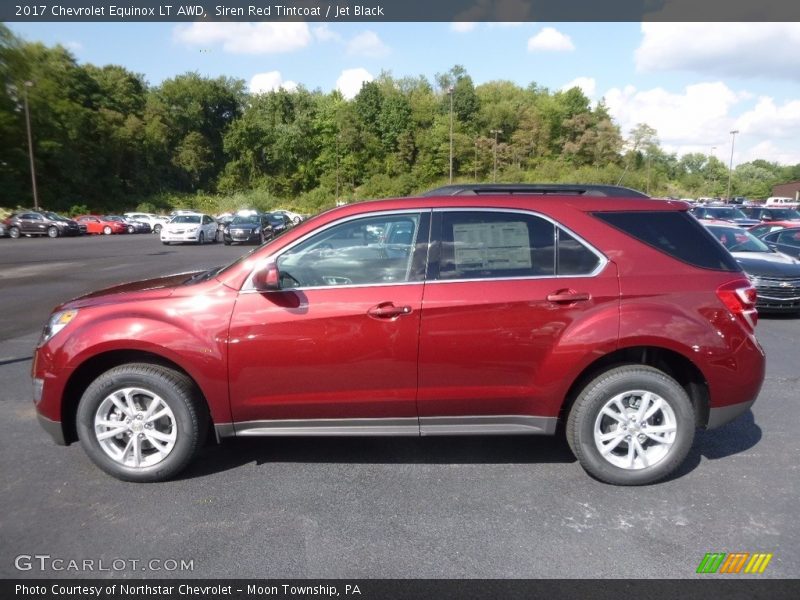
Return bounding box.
[0,234,797,579]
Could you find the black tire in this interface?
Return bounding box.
[47,226,59,238]
[224,240,231,246]
[9,226,20,239]
[198,232,205,245]
[103,225,112,235]
[154,224,162,234]
[566,365,695,486]
[162,241,171,246]
[76,363,208,483]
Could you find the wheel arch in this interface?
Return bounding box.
[560,345,710,430]
[61,349,215,445]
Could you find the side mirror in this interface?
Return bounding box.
[253,262,281,291]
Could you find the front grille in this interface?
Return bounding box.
[756,277,800,300]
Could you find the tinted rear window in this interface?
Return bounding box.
[594,211,739,272]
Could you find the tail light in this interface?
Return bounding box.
[717,280,758,330]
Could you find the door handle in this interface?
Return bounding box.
[546,290,591,304]
[367,302,413,319]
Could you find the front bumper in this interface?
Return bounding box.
[161,231,200,243]
[224,229,262,244]
[37,413,66,445]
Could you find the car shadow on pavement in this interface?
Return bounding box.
[667,410,762,481]
[181,435,577,479]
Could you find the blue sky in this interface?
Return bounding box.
[9,22,800,165]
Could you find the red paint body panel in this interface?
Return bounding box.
[228,285,424,421]
[417,267,620,418]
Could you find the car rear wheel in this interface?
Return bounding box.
[566,365,695,486]
[127,225,135,234]
[76,364,207,482]
[103,225,112,235]
[47,226,59,238]
[9,226,20,239]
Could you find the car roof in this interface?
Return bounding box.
[421,183,648,198]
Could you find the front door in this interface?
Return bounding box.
[227,211,430,434]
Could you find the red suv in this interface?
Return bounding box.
[32,185,765,485]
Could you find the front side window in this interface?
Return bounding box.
[277,213,424,288]
[776,229,800,246]
[434,211,557,280]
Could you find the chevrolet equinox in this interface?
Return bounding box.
[33,184,765,485]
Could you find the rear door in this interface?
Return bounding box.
[417,209,620,434]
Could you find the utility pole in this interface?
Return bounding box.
[448,87,454,183]
[22,80,39,210]
[727,130,739,200]
[490,129,502,182]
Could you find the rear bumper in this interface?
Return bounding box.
[707,399,755,429]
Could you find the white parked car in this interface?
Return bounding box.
[160,213,218,245]
[124,212,170,234]
[274,209,304,225]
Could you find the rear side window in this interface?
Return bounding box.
[432,211,605,281]
[594,211,739,272]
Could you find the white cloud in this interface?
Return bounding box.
[313,24,343,43]
[173,23,311,54]
[336,68,374,100]
[561,77,596,98]
[735,96,800,140]
[527,27,575,52]
[636,23,800,81]
[450,22,478,33]
[346,31,389,57]
[64,41,83,51]
[604,82,742,151]
[739,140,800,166]
[249,72,298,94]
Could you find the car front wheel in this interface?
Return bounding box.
[198,232,205,245]
[76,364,207,482]
[566,365,695,486]
[47,226,59,238]
[154,224,162,234]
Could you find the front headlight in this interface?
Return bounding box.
[41,309,78,344]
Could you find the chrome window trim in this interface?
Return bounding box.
[242,206,607,291]
[242,208,430,292]
[431,207,608,280]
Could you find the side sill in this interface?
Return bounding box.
[215,415,558,439]
[420,415,557,436]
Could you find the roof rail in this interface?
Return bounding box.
[420,183,649,198]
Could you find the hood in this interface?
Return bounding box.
[59,271,202,310]
[733,251,800,277]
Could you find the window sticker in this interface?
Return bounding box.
[453,222,532,270]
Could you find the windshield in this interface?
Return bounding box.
[707,207,747,220]
[267,214,284,224]
[43,211,68,221]
[232,215,260,225]
[171,215,201,224]
[105,216,124,222]
[708,226,771,253]
[769,209,800,220]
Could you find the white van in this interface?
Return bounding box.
[766,196,798,206]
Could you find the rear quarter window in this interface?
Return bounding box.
[594,211,740,272]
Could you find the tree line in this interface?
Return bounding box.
[2,24,799,216]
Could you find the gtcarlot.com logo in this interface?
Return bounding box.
[696,552,773,574]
